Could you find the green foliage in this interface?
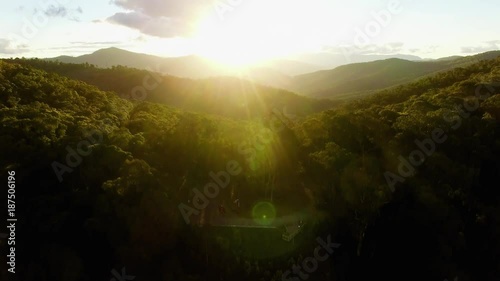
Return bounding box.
[1,56,500,280]
[4,58,340,120]
[291,51,500,100]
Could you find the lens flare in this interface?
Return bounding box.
[252,201,276,226]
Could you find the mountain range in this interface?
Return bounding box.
[289,51,500,99]
[47,47,500,100]
[48,47,425,77]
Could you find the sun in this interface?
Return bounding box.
[191,0,321,67]
[193,20,290,67]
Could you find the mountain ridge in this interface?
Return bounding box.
[288,50,500,99]
[46,47,500,100]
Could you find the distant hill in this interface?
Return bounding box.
[445,50,500,67]
[435,55,463,61]
[48,47,323,79]
[287,52,423,69]
[254,59,325,76]
[46,47,427,87]
[49,47,222,78]
[46,47,500,101]
[49,47,160,69]
[287,50,500,99]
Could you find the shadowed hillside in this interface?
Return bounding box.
[5,58,340,120]
[289,51,500,99]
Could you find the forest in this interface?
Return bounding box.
[0,56,499,281]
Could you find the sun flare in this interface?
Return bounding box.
[191,0,325,67]
[193,21,292,67]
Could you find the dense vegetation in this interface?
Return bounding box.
[4,58,339,120]
[0,56,499,281]
[290,51,500,100]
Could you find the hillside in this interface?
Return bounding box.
[47,48,500,103]
[49,47,161,69]
[294,55,500,280]
[288,52,423,69]
[289,50,500,99]
[6,58,339,120]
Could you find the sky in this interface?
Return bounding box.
[0,0,499,63]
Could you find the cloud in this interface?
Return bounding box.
[134,35,148,42]
[108,12,149,29]
[485,40,500,44]
[32,5,83,21]
[70,41,122,46]
[107,11,192,37]
[402,45,439,55]
[44,5,68,17]
[363,42,405,54]
[0,39,29,55]
[461,41,499,54]
[324,42,405,55]
[107,0,216,37]
[111,0,210,18]
[37,41,125,54]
